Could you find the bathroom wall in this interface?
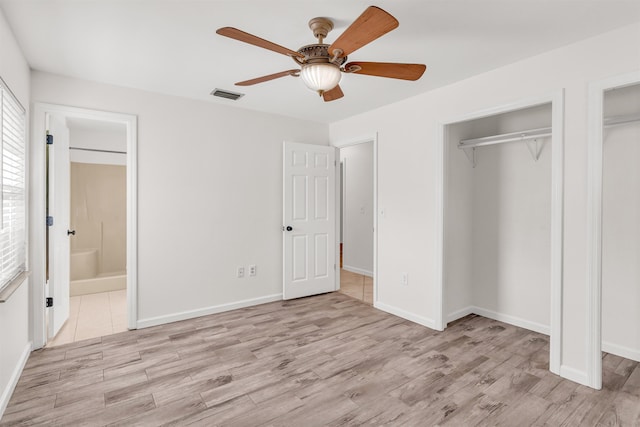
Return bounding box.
[70,162,127,275]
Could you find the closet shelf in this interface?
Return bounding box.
[603,112,640,127]
[459,126,551,149]
[458,127,549,168]
[457,112,640,168]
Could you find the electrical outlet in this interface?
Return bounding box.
[249,265,257,276]
[401,272,409,286]
[237,267,245,278]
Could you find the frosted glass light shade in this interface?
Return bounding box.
[300,63,341,92]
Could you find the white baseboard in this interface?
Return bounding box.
[136,294,283,329]
[603,341,640,362]
[0,341,31,419]
[455,306,550,336]
[374,302,436,330]
[560,364,590,387]
[342,265,373,277]
[446,306,475,324]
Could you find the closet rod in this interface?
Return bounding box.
[458,112,640,150]
[69,147,126,155]
[458,127,550,149]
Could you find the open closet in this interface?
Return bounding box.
[601,82,640,363]
[443,102,553,336]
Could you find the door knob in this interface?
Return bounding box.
[283,226,293,231]
[67,230,76,236]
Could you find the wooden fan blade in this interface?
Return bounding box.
[217,27,304,59]
[345,62,426,81]
[235,69,300,86]
[328,6,399,58]
[322,85,344,102]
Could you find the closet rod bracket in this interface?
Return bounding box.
[462,147,477,168]
[525,138,541,161]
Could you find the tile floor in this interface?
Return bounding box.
[339,269,373,304]
[46,290,127,347]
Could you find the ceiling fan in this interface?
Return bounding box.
[216,6,426,102]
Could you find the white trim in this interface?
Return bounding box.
[602,341,640,363]
[126,118,138,331]
[446,306,549,335]
[549,89,565,375]
[332,134,378,305]
[471,306,550,336]
[560,365,589,387]
[374,301,436,330]
[446,306,474,324]
[342,265,373,277]
[434,123,446,331]
[436,90,564,374]
[0,341,31,419]
[31,103,138,348]
[137,293,282,329]
[587,71,640,390]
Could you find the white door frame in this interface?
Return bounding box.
[586,71,640,390]
[435,91,564,375]
[31,103,138,348]
[332,134,378,304]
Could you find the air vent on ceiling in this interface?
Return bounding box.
[211,88,244,101]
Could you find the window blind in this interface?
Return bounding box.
[0,80,26,289]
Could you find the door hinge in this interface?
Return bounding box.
[46,216,54,226]
[334,264,336,270]
[46,134,53,145]
[45,297,53,308]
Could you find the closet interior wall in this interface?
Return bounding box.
[602,83,640,361]
[445,104,552,332]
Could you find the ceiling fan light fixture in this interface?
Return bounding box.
[300,63,341,94]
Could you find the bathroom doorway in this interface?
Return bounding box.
[336,137,376,305]
[32,103,137,349]
[48,117,128,346]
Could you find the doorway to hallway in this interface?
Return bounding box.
[336,138,375,304]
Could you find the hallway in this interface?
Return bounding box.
[338,269,373,304]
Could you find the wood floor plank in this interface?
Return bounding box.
[1,292,638,426]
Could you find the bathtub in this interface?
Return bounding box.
[70,248,126,296]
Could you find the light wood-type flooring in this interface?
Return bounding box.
[338,269,373,305]
[2,292,639,426]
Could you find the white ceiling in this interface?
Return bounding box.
[1,0,639,124]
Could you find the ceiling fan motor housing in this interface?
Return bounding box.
[295,44,348,66]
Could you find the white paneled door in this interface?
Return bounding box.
[47,114,71,338]
[283,142,336,299]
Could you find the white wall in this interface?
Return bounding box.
[31,71,329,325]
[340,142,373,276]
[443,121,476,318]
[329,23,640,381]
[0,7,31,418]
[602,83,640,361]
[69,126,127,166]
[446,104,552,332]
